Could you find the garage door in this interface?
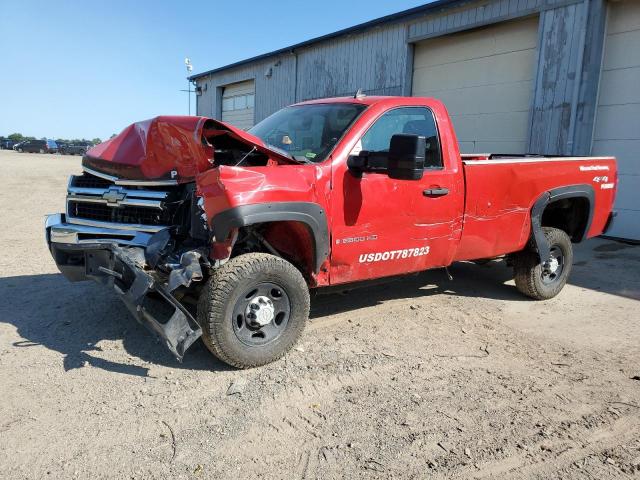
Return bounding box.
[592,0,640,241]
[412,16,539,153]
[221,80,255,130]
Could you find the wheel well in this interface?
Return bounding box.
[541,197,590,242]
[231,221,316,284]
[210,202,329,274]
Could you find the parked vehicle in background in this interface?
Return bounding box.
[0,138,16,150]
[45,96,618,368]
[16,139,58,154]
[59,141,92,155]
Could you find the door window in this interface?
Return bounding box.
[360,107,442,168]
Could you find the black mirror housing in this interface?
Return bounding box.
[387,134,426,180]
[347,153,367,171]
[346,153,366,177]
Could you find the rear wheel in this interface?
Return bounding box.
[197,253,309,368]
[18,148,23,153]
[513,227,573,300]
[39,148,44,154]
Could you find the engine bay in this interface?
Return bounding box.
[202,122,276,168]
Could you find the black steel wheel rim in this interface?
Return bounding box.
[232,282,291,346]
[541,245,565,284]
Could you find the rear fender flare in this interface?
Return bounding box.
[211,202,329,273]
[530,184,594,264]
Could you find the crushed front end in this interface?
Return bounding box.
[45,169,209,360]
[45,114,322,364]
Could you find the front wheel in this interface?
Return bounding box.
[513,227,573,300]
[197,253,310,368]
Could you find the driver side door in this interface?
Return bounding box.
[329,106,462,284]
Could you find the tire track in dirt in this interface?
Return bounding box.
[471,413,640,479]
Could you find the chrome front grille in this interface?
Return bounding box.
[66,171,179,232]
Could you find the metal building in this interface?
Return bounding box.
[190,0,640,241]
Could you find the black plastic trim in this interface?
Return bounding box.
[212,202,329,273]
[530,184,595,263]
[48,242,202,361]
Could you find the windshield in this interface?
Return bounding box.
[249,103,366,163]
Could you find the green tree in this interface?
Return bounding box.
[8,133,24,142]
[91,137,102,144]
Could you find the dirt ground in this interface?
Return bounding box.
[0,149,639,479]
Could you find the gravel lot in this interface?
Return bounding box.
[1,149,639,479]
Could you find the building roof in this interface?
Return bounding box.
[189,0,462,80]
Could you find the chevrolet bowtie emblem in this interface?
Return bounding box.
[102,187,127,206]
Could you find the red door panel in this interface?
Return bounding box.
[329,105,464,284]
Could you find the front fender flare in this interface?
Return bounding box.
[211,202,329,273]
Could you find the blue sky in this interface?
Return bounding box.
[0,0,429,140]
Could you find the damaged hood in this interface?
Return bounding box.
[83,115,295,181]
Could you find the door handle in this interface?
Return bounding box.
[423,187,449,197]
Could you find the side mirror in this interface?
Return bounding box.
[387,134,425,180]
[347,152,367,177]
[347,152,367,170]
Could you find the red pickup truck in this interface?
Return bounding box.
[45,96,617,368]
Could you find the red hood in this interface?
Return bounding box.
[83,115,295,181]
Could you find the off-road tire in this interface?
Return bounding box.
[197,253,310,368]
[514,227,573,300]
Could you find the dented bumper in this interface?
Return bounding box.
[45,213,202,360]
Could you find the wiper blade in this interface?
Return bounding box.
[292,155,312,164]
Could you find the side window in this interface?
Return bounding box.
[360,107,442,168]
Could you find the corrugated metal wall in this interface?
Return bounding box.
[295,24,407,101]
[194,0,605,158]
[195,22,408,124]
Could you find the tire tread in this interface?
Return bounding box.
[513,227,573,300]
[197,253,309,368]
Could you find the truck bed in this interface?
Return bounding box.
[454,155,617,261]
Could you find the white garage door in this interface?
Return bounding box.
[221,80,255,130]
[412,16,539,153]
[592,0,640,241]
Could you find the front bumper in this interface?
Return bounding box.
[45,213,202,360]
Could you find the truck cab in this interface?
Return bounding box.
[45,96,617,368]
[323,97,464,283]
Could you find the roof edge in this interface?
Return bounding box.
[189,0,464,80]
